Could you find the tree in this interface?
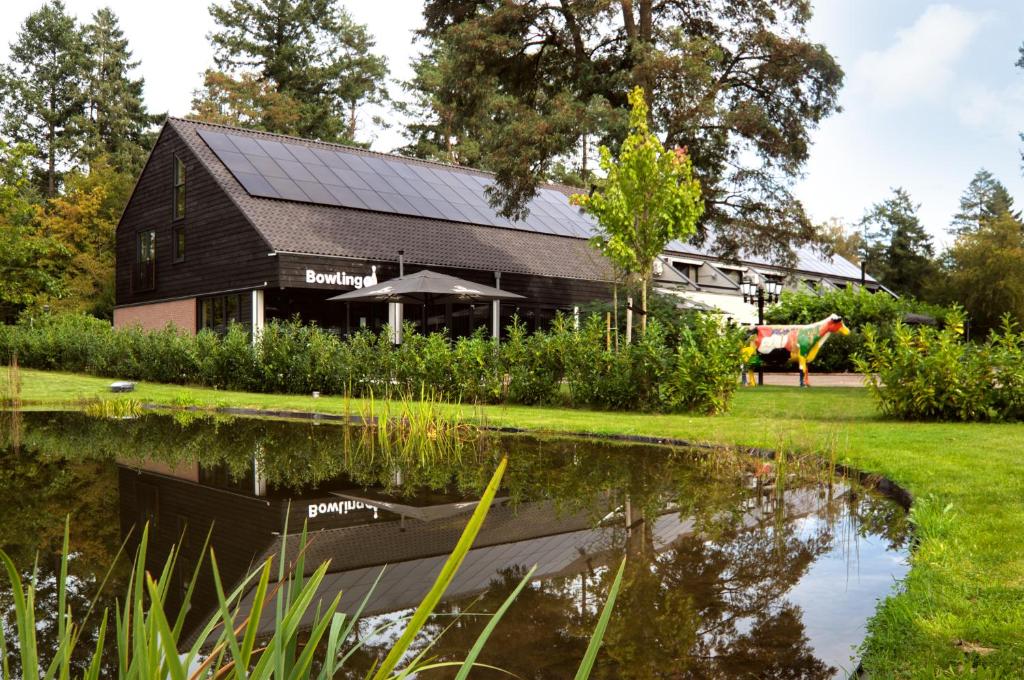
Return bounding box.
[946,210,1024,337]
[36,157,131,319]
[0,142,67,322]
[191,70,304,132]
[815,217,863,264]
[571,87,703,333]
[410,0,842,262]
[198,0,389,144]
[859,188,936,299]
[80,8,161,174]
[0,0,88,197]
[950,169,1020,236]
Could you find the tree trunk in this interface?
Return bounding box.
[581,133,588,181]
[613,284,619,350]
[640,279,647,335]
[47,124,55,198]
[620,0,637,39]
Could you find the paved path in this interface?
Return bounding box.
[747,372,865,387]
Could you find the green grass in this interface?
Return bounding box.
[8,368,1024,677]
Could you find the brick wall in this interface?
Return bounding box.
[113,298,196,333]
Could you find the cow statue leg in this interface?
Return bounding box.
[798,357,810,387]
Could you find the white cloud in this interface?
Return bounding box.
[956,81,1024,139]
[854,4,986,108]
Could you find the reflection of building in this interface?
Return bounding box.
[113,118,883,336]
[117,457,837,642]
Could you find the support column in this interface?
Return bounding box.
[626,297,633,344]
[492,271,502,342]
[388,302,403,345]
[251,289,265,346]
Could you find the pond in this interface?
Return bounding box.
[0,410,909,678]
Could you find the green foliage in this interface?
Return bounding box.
[200,0,388,144]
[949,168,1020,237]
[80,7,161,173]
[0,0,87,197]
[941,210,1024,338]
[571,87,703,331]
[0,310,742,414]
[860,187,936,299]
[765,286,953,372]
[411,0,842,259]
[855,311,1024,422]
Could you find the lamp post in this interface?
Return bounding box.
[741,276,783,386]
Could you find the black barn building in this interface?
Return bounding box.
[113,118,614,338]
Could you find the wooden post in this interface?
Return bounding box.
[626,297,633,345]
[612,286,619,351]
[606,312,611,351]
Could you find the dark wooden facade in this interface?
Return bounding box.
[115,125,277,308]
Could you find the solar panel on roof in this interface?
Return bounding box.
[196,128,600,241]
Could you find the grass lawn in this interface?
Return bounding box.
[8,367,1024,677]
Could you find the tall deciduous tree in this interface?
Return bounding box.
[571,87,703,333]
[409,0,842,261]
[0,0,88,197]
[81,8,161,174]
[946,210,1024,337]
[0,142,67,322]
[860,188,936,299]
[197,0,389,144]
[950,169,1020,236]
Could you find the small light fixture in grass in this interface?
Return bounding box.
[571,86,704,335]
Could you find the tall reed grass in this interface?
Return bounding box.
[0,457,625,679]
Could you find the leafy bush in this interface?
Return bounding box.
[855,312,1024,422]
[766,286,953,372]
[0,310,743,413]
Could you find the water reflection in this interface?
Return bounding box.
[1,411,908,678]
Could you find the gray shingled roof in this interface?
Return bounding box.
[168,118,870,284]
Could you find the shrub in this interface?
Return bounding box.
[561,314,743,413]
[855,311,1024,422]
[501,319,565,405]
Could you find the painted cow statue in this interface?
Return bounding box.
[741,314,850,387]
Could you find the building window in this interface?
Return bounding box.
[199,293,243,334]
[173,155,186,220]
[671,261,699,282]
[173,225,185,262]
[133,229,156,291]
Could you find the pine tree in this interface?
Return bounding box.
[0,0,88,197]
[81,8,161,174]
[950,169,1021,236]
[408,0,843,261]
[198,0,389,144]
[860,188,936,299]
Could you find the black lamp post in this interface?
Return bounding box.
[741,276,783,386]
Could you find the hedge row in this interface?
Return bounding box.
[0,312,744,414]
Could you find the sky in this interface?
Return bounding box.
[1,0,1021,249]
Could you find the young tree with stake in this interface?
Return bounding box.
[572,87,703,334]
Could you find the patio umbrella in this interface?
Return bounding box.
[327,269,525,339]
[326,269,525,304]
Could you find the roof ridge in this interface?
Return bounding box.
[168,116,576,191]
